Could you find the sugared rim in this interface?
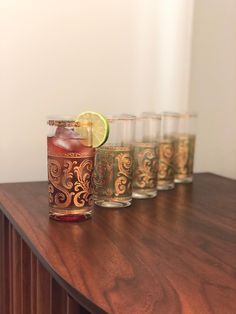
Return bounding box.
[47,120,91,127]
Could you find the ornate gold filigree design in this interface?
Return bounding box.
[115,176,129,195]
[174,135,195,179]
[95,146,131,152]
[49,152,94,158]
[48,155,94,209]
[93,149,113,191]
[115,153,132,196]
[48,184,54,204]
[62,160,75,189]
[133,144,158,190]
[158,140,175,181]
[48,159,74,208]
[93,146,133,200]
[74,159,94,207]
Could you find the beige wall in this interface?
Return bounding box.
[0,0,153,182]
[0,0,235,182]
[190,0,236,179]
[0,0,194,183]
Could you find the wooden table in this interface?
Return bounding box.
[0,173,236,314]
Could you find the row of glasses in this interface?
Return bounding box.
[47,112,197,220]
[93,113,160,207]
[93,112,197,207]
[157,112,197,189]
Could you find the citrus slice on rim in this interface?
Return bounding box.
[75,111,109,148]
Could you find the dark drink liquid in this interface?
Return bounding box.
[47,126,94,221]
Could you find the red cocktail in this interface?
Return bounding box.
[47,118,94,221]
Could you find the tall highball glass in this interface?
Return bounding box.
[47,116,95,221]
[132,113,161,199]
[93,114,135,207]
[157,112,178,190]
[174,113,197,183]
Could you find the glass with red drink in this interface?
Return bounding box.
[47,117,95,221]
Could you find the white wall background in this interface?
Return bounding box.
[0,0,147,183]
[190,0,236,179]
[0,0,235,182]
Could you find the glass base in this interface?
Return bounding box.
[175,176,193,184]
[157,181,175,191]
[95,199,131,208]
[49,207,93,222]
[132,189,157,199]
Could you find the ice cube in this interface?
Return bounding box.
[47,136,68,155]
[50,127,81,152]
[55,127,80,139]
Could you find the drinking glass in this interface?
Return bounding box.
[174,113,197,183]
[47,116,95,221]
[157,112,178,190]
[132,113,161,199]
[93,114,135,207]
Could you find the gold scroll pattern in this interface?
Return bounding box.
[133,143,158,189]
[174,135,196,179]
[158,140,175,181]
[93,146,133,200]
[48,156,94,209]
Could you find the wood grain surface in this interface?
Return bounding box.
[0,173,236,314]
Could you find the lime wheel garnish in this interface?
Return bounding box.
[75,111,109,148]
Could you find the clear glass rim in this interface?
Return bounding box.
[161,112,197,119]
[177,112,198,118]
[106,114,136,122]
[161,111,179,118]
[140,112,161,120]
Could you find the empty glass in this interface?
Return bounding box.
[93,114,135,207]
[174,113,197,183]
[157,112,178,190]
[132,113,161,199]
